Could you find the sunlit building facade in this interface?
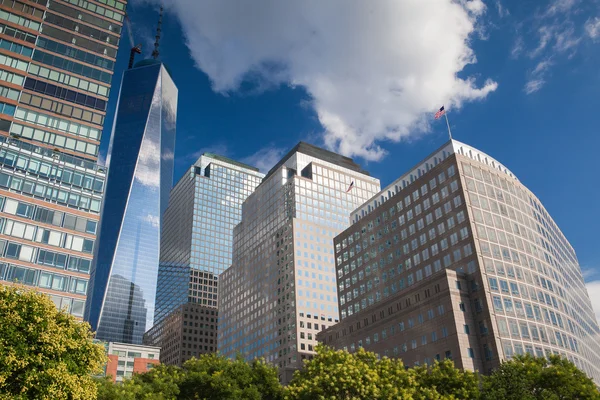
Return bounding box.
[0,0,126,316]
[85,59,177,344]
[319,139,600,384]
[218,142,381,382]
[144,153,263,364]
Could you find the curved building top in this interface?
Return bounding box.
[352,139,518,222]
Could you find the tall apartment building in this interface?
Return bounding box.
[0,0,126,316]
[218,142,381,382]
[318,139,600,384]
[85,57,177,344]
[144,153,264,365]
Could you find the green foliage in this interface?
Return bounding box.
[179,354,283,399]
[481,354,600,400]
[0,285,106,400]
[96,353,283,400]
[411,359,480,399]
[284,345,480,399]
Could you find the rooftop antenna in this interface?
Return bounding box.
[151,6,163,60]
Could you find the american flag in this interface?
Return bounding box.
[434,106,446,119]
[346,181,355,193]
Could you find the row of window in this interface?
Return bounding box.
[0,171,101,213]
[64,0,125,21]
[10,122,99,156]
[0,147,104,191]
[0,262,88,295]
[0,0,44,19]
[28,63,110,98]
[0,36,33,57]
[45,11,120,45]
[40,22,118,59]
[1,217,94,253]
[36,36,114,72]
[0,21,36,44]
[32,51,112,84]
[14,106,102,141]
[0,8,41,32]
[497,318,579,354]
[48,0,122,35]
[1,196,97,234]
[0,51,29,72]
[19,92,105,127]
[0,83,19,100]
[24,77,107,112]
[0,239,90,273]
[0,69,25,88]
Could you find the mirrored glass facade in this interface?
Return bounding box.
[0,0,126,317]
[154,154,264,323]
[320,139,600,384]
[218,142,381,382]
[144,154,263,365]
[85,61,178,344]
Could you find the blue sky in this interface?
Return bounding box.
[103,0,600,307]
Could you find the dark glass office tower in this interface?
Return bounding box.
[85,59,177,344]
[0,0,125,316]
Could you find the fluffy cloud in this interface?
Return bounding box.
[149,0,496,160]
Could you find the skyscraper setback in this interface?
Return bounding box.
[0,0,125,316]
[218,142,381,382]
[319,139,600,384]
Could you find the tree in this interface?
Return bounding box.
[481,354,600,400]
[178,353,283,400]
[96,354,282,400]
[411,359,480,399]
[285,345,415,399]
[0,285,106,400]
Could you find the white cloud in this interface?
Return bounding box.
[148,0,496,161]
[496,1,509,18]
[585,17,600,40]
[511,36,524,58]
[524,79,545,94]
[586,280,600,323]
[545,0,578,17]
[532,59,553,75]
[241,145,286,173]
[518,0,589,94]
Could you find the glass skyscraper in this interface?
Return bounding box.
[144,153,263,365]
[218,142,381,382]
[320,139,600,384]
[0,0,125,316]
[85,59,177,344]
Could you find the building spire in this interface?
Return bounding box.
[151,6,163,60]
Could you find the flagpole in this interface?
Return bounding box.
[444,110,453,140]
